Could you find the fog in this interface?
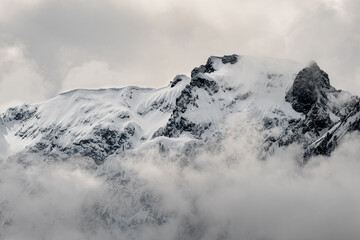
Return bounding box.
[1,115,360,240]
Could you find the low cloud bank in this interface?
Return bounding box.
[0,124,360,239]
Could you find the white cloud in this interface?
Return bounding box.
[0,44,49,108]
[1,114,360,239]
[61,60,123,93]
[0,0,359,105]
[0,0,44,23]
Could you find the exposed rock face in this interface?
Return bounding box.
[170,75,185,88]
[76,124,135,164]
[2,105,38,122]
[152,55,239,140]
[191,57,216,78]
[285,62,333,114]
[190,54,239,78]
[221,54,239,64]
[190,76,219,94]
[305,100,360,158]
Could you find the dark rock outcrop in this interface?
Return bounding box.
[305,100,360,158]
[190,77,219,95]
[222,54,239,64]
[191,57,216,78]
[190,55,239,78]
[170,75,185,88]
[285,62,333,114]
[2,105,38,122]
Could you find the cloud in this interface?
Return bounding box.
[284,0,360,94]
[1,114,360,239]
[120,131,360,240]
[61,60,123,92]
[0,0,359,106]
[0,0,44,23]
[0,43,51,110]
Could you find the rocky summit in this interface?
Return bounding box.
[0,55,359,164]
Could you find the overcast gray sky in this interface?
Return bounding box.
[0,0,359,107]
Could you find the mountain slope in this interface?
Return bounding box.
[0,55,358,163]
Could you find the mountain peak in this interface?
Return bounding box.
[308,61,331,88]
[285,61,333,114]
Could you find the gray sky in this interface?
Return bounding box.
[0,0,359,107]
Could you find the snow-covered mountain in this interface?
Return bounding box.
[1,54,360,240]
[1,54,359,164]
